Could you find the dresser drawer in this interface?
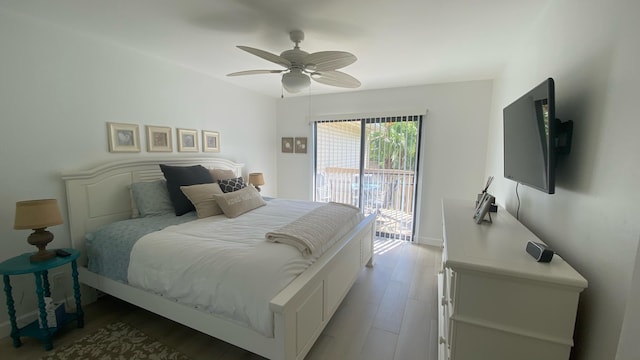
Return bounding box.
[451,269,580,341]
[437,272,448,360]
[448,319,571,360]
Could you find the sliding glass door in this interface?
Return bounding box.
[314,115,422,240]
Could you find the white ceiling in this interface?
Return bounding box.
[0,0,549,98]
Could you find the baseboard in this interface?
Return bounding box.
[415,236,443,248]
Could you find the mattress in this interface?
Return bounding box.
[85,198,363,337]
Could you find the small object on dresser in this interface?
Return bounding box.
[55,249,71,257]
[473,193,495,224]
[476,176,498,213]
[526,241,554,263]
[476,193,498,213]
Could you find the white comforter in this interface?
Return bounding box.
[128,199,336,337]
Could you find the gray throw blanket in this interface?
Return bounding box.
[265,202,361,257]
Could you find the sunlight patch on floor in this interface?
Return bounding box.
[373,238,406,255]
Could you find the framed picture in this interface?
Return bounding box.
[281,137,293,153]
[294,137,307,154]
[473,193,495,224]
[146,125,172,152]
[177,128,198,152]
[202,131,220,152]
[107,122,140,153]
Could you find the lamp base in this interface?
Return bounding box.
[30,250,56,263]
[27,228,56,263]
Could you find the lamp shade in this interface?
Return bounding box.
[14,199,64,230]
[282,69,311,93]
[248,173,265,186]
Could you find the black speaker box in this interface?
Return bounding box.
[526,241,554,263]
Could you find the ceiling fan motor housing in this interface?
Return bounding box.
[280,49,309,68]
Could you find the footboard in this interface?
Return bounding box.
[270,213,376,360]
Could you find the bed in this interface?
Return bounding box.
[61,157,376,360]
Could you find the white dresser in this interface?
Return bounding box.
[438,198,587,360]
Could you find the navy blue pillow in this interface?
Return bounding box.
[160,164,213,216]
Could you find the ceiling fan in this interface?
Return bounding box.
[227,30,361,94]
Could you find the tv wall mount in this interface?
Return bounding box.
[555,119,573,155]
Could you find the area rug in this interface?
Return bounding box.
[39,321,190,360]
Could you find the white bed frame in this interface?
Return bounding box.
[61,157,375,360]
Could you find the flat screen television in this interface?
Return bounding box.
[503,78,572,194]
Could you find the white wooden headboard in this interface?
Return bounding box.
[61,157,244,265]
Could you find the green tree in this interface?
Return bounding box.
[368,121,418,169]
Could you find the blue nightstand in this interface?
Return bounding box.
[0,248,84,351]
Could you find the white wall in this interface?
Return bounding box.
[484,0,640,358]
[276,81,493,245]
[616,237,640,360]
[0,9,276,335]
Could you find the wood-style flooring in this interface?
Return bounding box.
[0,239,442,360]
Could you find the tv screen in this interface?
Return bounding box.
[503,78,556,194]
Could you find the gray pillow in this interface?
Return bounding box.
[212,186,266,218]
[180,183,224,218]
[209,168,236,182]
[130,180,174,217]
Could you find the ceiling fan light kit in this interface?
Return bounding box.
[228,30,360,94]
[282,69,311,93]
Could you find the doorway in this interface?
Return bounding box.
[313,115,422,240]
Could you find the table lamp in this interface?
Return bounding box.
[248,173,265,192]
[14,199,64,262]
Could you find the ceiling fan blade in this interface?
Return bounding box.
[227,69,286,76]
[311,70,361,88]
[305,51,357,71]
[237,46,291,68]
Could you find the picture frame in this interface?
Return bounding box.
[294,137,307,154]
[281,137,294,153]
[473,193,495,224]
[146,125,172,152]
[474,192,490,214]
[202,131,220,153]
[177,128,198,152]
[107,122,140,153]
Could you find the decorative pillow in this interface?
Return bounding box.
[159,164,214,216]
[180,183,224,218]
[217,177,246,193]
[128,186,140,218]
[212,186,266,218]
[130,180,174,217]
[209,168,236,182]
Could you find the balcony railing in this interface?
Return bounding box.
[317,167,416,215]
